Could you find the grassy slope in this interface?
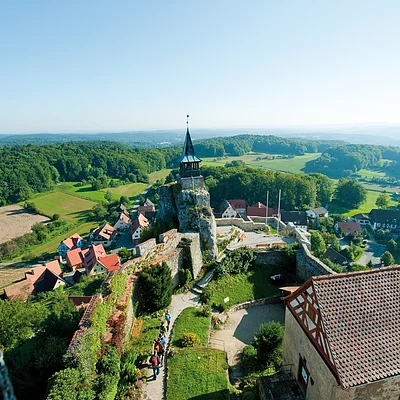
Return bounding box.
[12,221,97,261]
[207,264,282,309]
[167,348,228,400]
[30,192,96,221]
[172,307,210,347]
[201,153,321,174]
[108,182,148,198]
[330,190,398,217]
[149,169,172,182]
[129,316,161,357]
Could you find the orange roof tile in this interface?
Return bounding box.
[62,233,83,250]
[67,248,85,267]
[44,260,62,276]
[131,213,149,233]
[4,280,34,301]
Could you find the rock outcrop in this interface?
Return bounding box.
[156,182,218,260]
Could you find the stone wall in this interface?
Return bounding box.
[216,217,267,231]
[296,242,335,280]
[254,250,285,266]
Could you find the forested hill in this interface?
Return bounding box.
[304,144,400,178]
[186,135,342,157]
[0,142,180,205]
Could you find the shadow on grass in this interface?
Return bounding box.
[189,390,229,400]
[248,264,282,300]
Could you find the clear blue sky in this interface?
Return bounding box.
[1,0,400,133]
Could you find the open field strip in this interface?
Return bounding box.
[148,168,172,182]
[202,153,321,174]
[29,191,96,221]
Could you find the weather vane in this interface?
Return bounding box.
[186,114,189,127]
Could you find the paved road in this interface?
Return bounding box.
[356,240,386,267]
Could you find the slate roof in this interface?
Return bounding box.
[281,211,307,226]
[294,266,400,388]
[322,247,348,266]
[337,221,362,235]
[369,209,400,224]
[178,128,201,163]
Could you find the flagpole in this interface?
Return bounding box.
[266,190,269,226]
[277,189,281,234]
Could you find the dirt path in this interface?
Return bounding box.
[210,303,285,380]
[0,205,50,244]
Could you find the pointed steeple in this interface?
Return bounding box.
[178,115,201,163]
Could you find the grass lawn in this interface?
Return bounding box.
[30,191,96,221]
[167,348,228,400]
[206,264,282,310]
[12,221,97,261]
[330,190,398,217]
[149,169,172,182]
[108,182,148,199]
[61,182,108,202]
[357,168,388,179]
[172,307,210,347]
[201,153,321,174]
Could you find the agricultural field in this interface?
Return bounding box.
[61,182,108,202]
[0,205,50,244]
[29,191,96,221]
[108,182,148,199]
[0,264,38,290]
[202,153,321,174]
[330,190,398,217]
[149,168,172,182]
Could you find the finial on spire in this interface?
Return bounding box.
[186,114,189,133]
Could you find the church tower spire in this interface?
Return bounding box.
[178,115,201,178]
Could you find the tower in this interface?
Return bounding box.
[178,116,204,189]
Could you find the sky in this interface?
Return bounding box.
[1,0,400,133]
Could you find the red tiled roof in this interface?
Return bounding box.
[83,244,120,274]
[92,224,116,241]
[67,247,86,267]
[98,253,121,271]
[44,260,62,276]
[247,203,278,217]
[131,213,149,233]
[24,265,46,284]
[227,199,246,209]
[337,221,362,235]
[62,233,83,250]
[4,280,34,301]
[116,212,130,224]
[287,266,400,388]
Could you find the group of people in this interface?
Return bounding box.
[149,310,172,380]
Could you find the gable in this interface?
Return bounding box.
[286,281,338,379]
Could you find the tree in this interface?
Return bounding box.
[335,179,367,208]
[310,231,327,257]
[118,247,131,263]
[119,196,130,207]
[253,321,284,368]
[321,232,341,252]
[367,260,374,269]
[381,251,395,266]
[387,239,398,255]
[376,193,390,209]
[138,262,172,313]
[104,190,113,202]
[215,248,256,278]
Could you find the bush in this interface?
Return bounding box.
[241,345,258,373]
[52,213,60,221]
[381,251,395,266]
[200,304,212,317]
[215,248,255,278]
[254,321,284,369]
[180,332,201,347]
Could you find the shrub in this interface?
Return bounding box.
[241,345,258,373]
[381,251,395,266]
[181,332,201,347]
[200,304,212,317]
[215,248,255,278]
[254,321,284,369]
[52,213,60,221]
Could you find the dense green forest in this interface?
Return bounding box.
[167,166,334,210]
[1,134,400,206]
[304,144,400,178]
[0,142,180,205]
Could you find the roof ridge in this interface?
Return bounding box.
[313,265,400,281]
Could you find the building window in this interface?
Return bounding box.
[298,356,309,394]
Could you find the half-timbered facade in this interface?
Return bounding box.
[283,266,400,400]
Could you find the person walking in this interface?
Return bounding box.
[149,353,160,380]
[165,310,172,331]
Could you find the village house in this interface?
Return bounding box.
[281,211,308,230]
[322,247,348,267]
[219,199,246,218]
[57,233,84,258]
[137,198,156,220]
[369,209,400,231]
[306,207,328,219]
[131,213,149,242]
[116,203,129,217]
[335,221,362,238]
[350,213,371,226]
[113,212,131,231]
[283,266,400,400]
[65,244,121,275]
[4,260,65,301]
[90,223,116,248]
[246,202,278,218]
